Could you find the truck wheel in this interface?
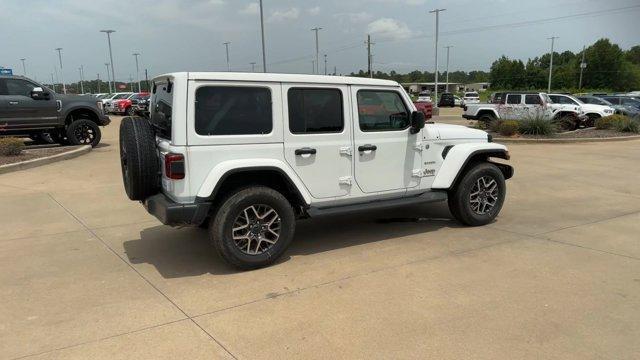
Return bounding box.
[586,114,600,128]
[50,130,70,145]
[119,117,159,201]
[479,114,495,125]
[126,107,135,116]
[448,162,506,226]
[210,186,296,270]
[66,120,102,147]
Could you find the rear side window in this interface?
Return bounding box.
[149,82,173,139]
[288,88,343,133]
[357,90,410,132]
[524,94,541,105]
[506,94,521,104]
[195,86,272,136]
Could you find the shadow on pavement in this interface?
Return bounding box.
[123,202,459,278]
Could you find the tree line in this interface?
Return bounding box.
[351,38,639,92]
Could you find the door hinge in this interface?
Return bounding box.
[339,176,353,185]
[414,142,424,151]
[339,146,352,156]
[412,169,424,177]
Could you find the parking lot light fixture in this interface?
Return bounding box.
[105,62,112,93]
[444,45,453,92]
[20,58,26,76]
[547,36,558,93]
[429,9,445,106]
[55,48,66,94]
[100,30,116,92]
[132,53,141,92]
[311,27,322,74]
[259,0,267,72]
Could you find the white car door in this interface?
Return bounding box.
[350,86,422,193]
[283,84,353,199]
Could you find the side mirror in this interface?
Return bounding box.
[410,111,425,134]
[31,87,50,100]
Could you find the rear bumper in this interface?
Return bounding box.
[144,193,211,226]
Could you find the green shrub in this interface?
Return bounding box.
[0,137,25,156]
[498,120,519,136]
[595,114,628,130]
[489,119,503,133]
[614,117,640,133]
[518,117,556,136]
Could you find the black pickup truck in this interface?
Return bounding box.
[0,75,110,147]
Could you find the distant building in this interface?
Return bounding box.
[402,82,464,94]
[464,82,490,92]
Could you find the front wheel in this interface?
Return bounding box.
[448,162,506,226]
[125,107,135,116]
[66,119,102,147]
[210,186,296,270]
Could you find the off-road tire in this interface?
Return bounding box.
[210,186,296,270]
[479,114,496,125]
[585,113,600,128]
[119,117,159,201]
[50,130,70,145]
[66,119,102,147]
[448,162,506,226]
[126,107,135,116]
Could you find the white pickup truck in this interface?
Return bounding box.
[463,92,586,129]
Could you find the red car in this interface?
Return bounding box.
[112,93,150,116]
[413,101,433,120]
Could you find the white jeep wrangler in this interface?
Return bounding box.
[119,72,513,269]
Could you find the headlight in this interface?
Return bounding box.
[605,109,613,114]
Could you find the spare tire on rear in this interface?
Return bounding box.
[120,117,159,201]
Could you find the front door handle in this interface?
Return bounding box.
[295,147,317,155]
[8,101,19,105]
[358,144,377,152]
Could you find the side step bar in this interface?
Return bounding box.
[307,191,448,217]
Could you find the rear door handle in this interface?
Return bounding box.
[295,147,317,155]
[8,101,19,105]
[358,144,377,152]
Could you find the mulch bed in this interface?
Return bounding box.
[491,128,637,140]
[0,146,74,166]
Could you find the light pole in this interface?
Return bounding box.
[132,52,141,92]
[105,63,112,93]
[444,45,453,92]
[311,27,322,74]
[547,36,558,93]
[324,54,327,75]
[50,73,56,92]
[223,42,231,71]
[429,8,445,105]
[97,73,101,93]
[250,62,256,72]
[100,30,116,91]
[20,58,26,76]
[55,47,67,94]
[578,45,586,90]
[259,0,267,72]
[78,65,84,94]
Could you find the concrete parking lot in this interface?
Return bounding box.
[1,114,639,359]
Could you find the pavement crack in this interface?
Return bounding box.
[45,193,238,360]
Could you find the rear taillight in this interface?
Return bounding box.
[164,153,185,180]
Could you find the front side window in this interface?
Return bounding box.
[357,90,409,132]
[195,86,272,136]
[288,88,343,133]
[506,94,521,104]
[524,94,541,105]
[2,79,36,97]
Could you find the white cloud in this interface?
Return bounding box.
[333,11,372,23]
[239,2,259,15]
[367,18,414,40]
[268,7,300,23]
[307,6,320,15]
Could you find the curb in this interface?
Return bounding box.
[493,135,640,144]
[0,145,92,175]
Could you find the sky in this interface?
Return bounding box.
[1,0,639,84]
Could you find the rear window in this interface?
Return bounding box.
[506,94,522,104]
[288,88,343,133]
[465,92,479,97]
[195,86,272,136]
[149,81,173,139]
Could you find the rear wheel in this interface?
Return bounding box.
[448,162,506,226]
[125,106,135,116]
[210,186,296,270]
[478,114,496,125]
[66,119,101,147]
[586,113,600,128]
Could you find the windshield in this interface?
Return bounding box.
[113,93,131,99]
[465,92,479,97]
